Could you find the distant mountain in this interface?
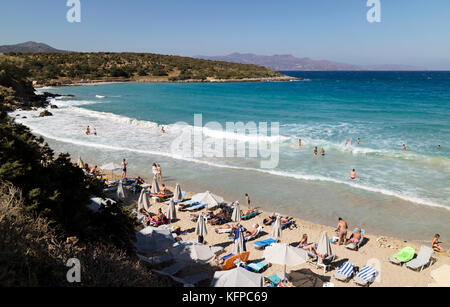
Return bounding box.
[0,41,68,53]
[196,53,427,71]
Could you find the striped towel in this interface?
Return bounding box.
[356,265,377,281]
[337,262,355,277]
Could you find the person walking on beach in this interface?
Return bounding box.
[313,147,318,156]
[336,217,348,245]
[86,126,91,135]
[320,147,325,156]
[350,169,357,180]
[245,193,252,210]
[121,159,127,179]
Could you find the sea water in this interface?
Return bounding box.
[11,71,450,244]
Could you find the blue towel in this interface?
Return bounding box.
[337,261,355,277]
[356,265,377,281]
[267,274,281,286]
[253,238,277,248]
[246,262,265,272]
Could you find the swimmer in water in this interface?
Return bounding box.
[93,128,97,136]
[350,169,356,180]
[320,147,325,156]
[313,147,318,156]
[86,126,90,135]
[161,126,166,134]
[345,139,350,147]
[402,144,406,150]
[437,145,441,149]
[298,138,302,147]
[356,138,361,145]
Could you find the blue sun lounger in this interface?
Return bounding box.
[241,211,259,220]
[265,273,282,287]
[253,238,277,250]
[281,219,294,230]
[346,229,365,250]
[185,203,206,212]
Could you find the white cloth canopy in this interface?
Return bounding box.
[173,184,183,201]
[191,191,224,209]
[263,243,308,280]
[116,180,126,200]
[166,199,177,221]
[271,215,282,240]
[231,201,241,222]
[212,266,263,287]
[135,226,175,253]
[170,243,215,263]
[150,177,160,194]
[138,189,151,211]
[317,232,332,256]
[195,213,208,237]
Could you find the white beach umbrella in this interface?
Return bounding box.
[77,156,84,168]
[170,243,215,263]
[150,177,160,194]
[231,201,241,222]
[233,226,246,255]
[271,215,282,240]
[317,232,332,257]
[116,180,126,200]
[195,213,208,237]
[135,226,175,253]
[263,243,308,280]
[212,266,263,287]
[191,191,224,209]
[138,189,151,211]
[166,199,177,221]
[173,184,183,201]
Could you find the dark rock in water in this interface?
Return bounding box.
[16,114,20,116]
[66,94,75,97]
[39,110,53,117]
[50,104,58,109]
[22,116,27,119]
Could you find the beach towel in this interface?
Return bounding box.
[390,246,415,264]
[245,261,269,273]
[241,211,259,220]
[253,238,277,249]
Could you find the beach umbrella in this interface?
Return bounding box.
[233,226,246,255]
[166,199,177,222]
[77,156,84,168]
[211,266,263,287]
[195,213,208,243]
[116,180,126,200]
[173,184,183,202]
[231,201,241,222]
[263,243,308,280]
[317,232,332,257]
[138,189,151,211]
[135,226,175,253]
[191,191,224,209]
[271,215,282,240]
[150,177,160,194]
[170,243,216,264]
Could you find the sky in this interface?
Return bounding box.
[1,0,450,69]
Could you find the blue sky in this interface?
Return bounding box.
[1,0,450,69]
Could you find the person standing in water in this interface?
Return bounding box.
[121,159,127,179]
[320,148,325,156]
[157,164,162,183]
[356,138,361,145]
[86,126,91,135]
[350,169,357,180]
[313,147,318,156]
[245,193,252,210]
[93,128,97,136]
[161,126,166,134]
[298,138,302,147]
[345,139,350,147]
[437,145,441,149]
[402,144,407,150]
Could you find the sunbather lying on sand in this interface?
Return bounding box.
[263,213,277,225]
[242,208,257,216]
[281,216,293,224]
[244,224,259,237]
[215,222,240,231]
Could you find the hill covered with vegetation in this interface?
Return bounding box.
[4,51,287,85]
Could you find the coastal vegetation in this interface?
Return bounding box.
[4,51,284,85]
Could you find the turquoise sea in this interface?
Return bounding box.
[12,71,450,244]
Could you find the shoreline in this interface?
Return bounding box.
[95,161,450,287]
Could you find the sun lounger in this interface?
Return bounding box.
[184,203,206,212]
[281,219,295,230]
[173,192,186,203]
[138,253,173,266]
[222,252,250,270]
[389,246,415,265]
[253,238,277,250]
[263,217,276,226]
[354,265,378,286]
[244,225,263,241]
[245,261,270,273]
[215,227,234,234]
[316,254,336,273]
[345,229,365,250]
[241,210,259,220]
[177,200,197,210]
[406,245,435,272]
[334,261,356,282]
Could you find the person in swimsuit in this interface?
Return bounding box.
[161,126,165,134]
[402,144,406,150]
[432,234,446,253]
[347,228,362,245]
[245,193,251,210]
[297,234,318,255]
[336,217,348,245]
[152,163,158,178]
[157,164,162,182]
[437,145,441,149]
[93,128,97,136]
[313,147,318,156]
[350,169,356,180]
[345,139,350,147]
[121,159,127,179]
[86,126,90,135]
[298,138,302,147]
[357,138,361,145]
[244,224,259,238]
[320,148,325,156]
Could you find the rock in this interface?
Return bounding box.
[22,116,27,119]
[50,104,58,109]
[39,110,53,117]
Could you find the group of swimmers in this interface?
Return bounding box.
[85,126,97,136]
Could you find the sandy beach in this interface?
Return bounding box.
[99,166,450,287]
